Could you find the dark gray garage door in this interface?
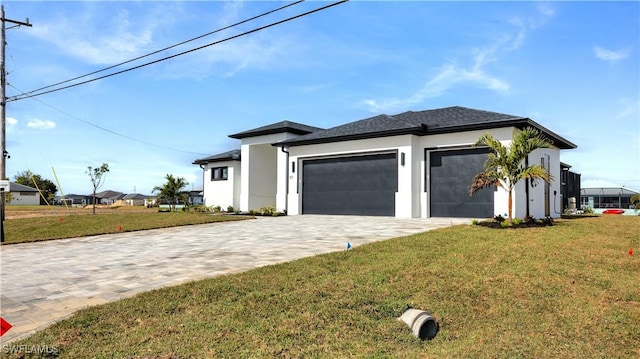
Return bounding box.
[302,153,397,216]
[429,148,493,217]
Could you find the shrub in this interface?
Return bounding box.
[582,206,594,214]
[471,219,479,225]
[258,206,276,216]
[211,205,222,213]
[512,217,522,225]
[500,221,511,228]
[542,216,554,226]
[226,206,235,213]
[494,214,506,223]
[524,215,536,224]
[193,205,208,213]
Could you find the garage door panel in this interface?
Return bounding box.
[302,153,397,216]
[430,148,493,218]
[303,190,396,216]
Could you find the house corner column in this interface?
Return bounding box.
[275,146,289,213]
[239,144,251,212]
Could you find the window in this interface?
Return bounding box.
[211,166,228,181]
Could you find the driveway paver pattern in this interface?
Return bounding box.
[0,215,470,343]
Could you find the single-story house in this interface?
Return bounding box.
[580,187,639,212]
[7,182,40,205]
[188,190,204,206]
[53,194,89,206]
[194,106,577,219]
[122,193,153,206]
[91,190,125,205]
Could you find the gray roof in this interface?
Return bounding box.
[10,182,38,192]
[229,120,323,139]
[277,106,577,149]
[94,190,125,199]
[193,149,241,165]
[581,187,639,196]
[123,193,150,200]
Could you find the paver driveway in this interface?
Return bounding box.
[0,215,470,343]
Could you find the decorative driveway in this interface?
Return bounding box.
[0,215,470,343]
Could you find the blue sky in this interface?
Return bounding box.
[3,1,639,196]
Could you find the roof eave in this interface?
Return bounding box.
[424,118,577,150]
[276,128,425,147]
[229,127,315,140]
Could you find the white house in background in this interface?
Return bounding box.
[8,182,40,205]
[194,106,577,219]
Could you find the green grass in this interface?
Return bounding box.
[3,216,640,358]
[2,211,252,244]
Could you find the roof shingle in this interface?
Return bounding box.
[193,149,241,165]
[278,106,576,149]
[229,120,323,139]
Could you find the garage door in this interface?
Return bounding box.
[302,153,397,216]
[429,148,493,217]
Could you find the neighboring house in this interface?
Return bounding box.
[7,182,40,205]
[580,187,639,213]
[92,190,125,205]
[53,194,89,206]
[122,193,152,206]
[194,106,577,219]
[188,190,204,206]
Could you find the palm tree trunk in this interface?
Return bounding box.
[508,189,513,224]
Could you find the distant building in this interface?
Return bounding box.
[7,182,40,205]
[92,190,125,205]
[580,187,639,210]
[122,193,153,206]
[53,194,89,206]
[188,190,204,206]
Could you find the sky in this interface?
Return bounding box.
[3,0,639,196]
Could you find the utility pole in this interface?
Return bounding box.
[1,5,31,242]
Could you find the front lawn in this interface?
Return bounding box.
[2,211,252,244]
[3,216,639,358]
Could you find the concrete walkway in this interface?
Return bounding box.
[0,215,470,343]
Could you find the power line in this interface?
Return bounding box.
[8,83,210,156]
[8,0,348,102]
[20,0,305,96]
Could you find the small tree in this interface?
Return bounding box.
[153,174,189,212]
[87,163,110,215]
[470,127,554,224]
[14,170,58,205]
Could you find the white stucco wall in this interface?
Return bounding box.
[239,132,297,212]
[201,160,240,210]
[8,191,40,205]
[513,147,562,219]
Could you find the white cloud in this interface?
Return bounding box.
[614,97,640,120]
[363,61,510,112]
[363,4,554,113]
[593,46,630,62]
[27,119,56,130]
[7,117,18,126]
[26,3,180,65]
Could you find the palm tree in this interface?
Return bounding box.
[153,174,189,212]
[469,127,554,224]
[630,194,640,212]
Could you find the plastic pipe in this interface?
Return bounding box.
[398,308,438,340]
